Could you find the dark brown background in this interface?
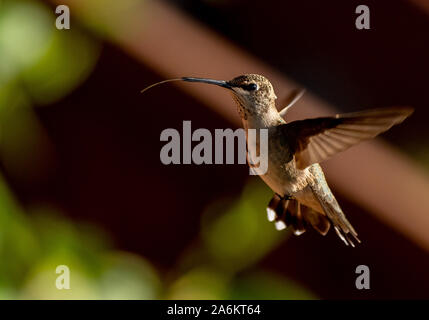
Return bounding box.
[17,0,429,298]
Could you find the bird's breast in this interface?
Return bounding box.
[246,128,310,196]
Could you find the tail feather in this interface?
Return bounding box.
[301,206,330,236]
[267,194,314,236]
[309,184,361,247]
[304,163,361,246]
[288,199,306,235]
[266,190,360,246]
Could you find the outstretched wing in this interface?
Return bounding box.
[281,106,414,170]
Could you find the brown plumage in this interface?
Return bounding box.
[143,74,414,246]
[281,107,413,170]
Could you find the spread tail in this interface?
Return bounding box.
[266,191,360,247]
[267,194,330,237]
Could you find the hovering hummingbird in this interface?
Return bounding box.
[142,74,414,246]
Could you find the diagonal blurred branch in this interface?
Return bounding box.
[50,0,429,251]
[409,0,429,14]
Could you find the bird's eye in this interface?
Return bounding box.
[242,83,258,91]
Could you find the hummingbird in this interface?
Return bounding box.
[142,74,414,246]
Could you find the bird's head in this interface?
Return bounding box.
[141,74,278,121]
[182,74,277,120]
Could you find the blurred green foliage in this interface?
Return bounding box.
[0,0,100,103]
[0,0,99,181]
[0,0,316,299]
[167,180,316,300]
[201,180,287,272]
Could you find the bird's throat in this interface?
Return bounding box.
[243,106,285,130]
[232,96,283,129]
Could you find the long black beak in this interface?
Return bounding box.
[182,77,232,89]
[140,77,232,94]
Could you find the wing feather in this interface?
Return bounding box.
[281,106,414,169]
